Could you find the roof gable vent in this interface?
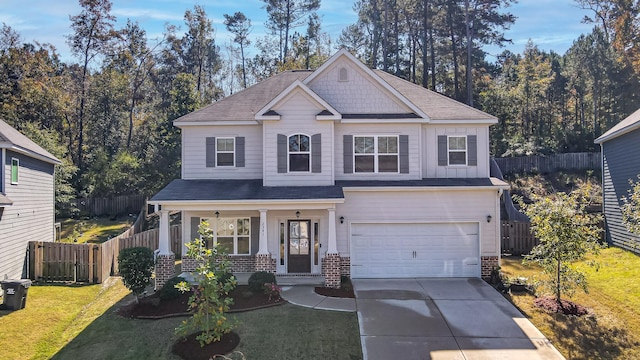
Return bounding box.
[338,67,348,82]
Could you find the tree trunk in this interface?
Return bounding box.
[422,0,429,88]
[240,42,247,88]
[447,2,460,100]
[464,0,473,107]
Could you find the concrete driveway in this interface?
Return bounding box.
[353,278,565,360]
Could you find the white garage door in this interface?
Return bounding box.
[350,223,480,278]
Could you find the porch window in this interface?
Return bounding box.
[354,135,398,173]
[288,134,310,172]
[214,217,250,255]
[448,136,467,165]
[216,138,235,166]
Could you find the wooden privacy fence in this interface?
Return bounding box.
[501,221,538,255]
[30,225,182,284]
[494,152,600,175]
[58,194,147,217]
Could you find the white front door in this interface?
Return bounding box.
[350,222,480,278]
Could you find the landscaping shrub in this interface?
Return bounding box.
[248,271,276,293]
[340,275,352,291]
[159,276,186,300]
[216,270,235,286]
[118,247,155,302]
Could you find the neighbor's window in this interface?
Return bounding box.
[448,136,467,165]
[354,136,398,173]
[213,217,250,255]
[288,134,310,172]
[11,158,19,184]
[216,138,235,166]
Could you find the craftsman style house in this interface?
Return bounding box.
[150,50,508,288]
[1,119,60,281]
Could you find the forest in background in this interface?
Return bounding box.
[1,0,638,211]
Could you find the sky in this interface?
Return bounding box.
[0,0,596,63]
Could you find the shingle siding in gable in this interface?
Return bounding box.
[0,151,55,280]
[602,129,640,253]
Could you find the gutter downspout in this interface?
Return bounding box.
[1,148,5,194]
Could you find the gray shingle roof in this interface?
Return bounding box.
[595,108,640,144]
[0,119,61,164]
[150,178,508,202]
[174,71,312,123]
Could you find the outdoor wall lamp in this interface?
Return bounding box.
[340,216,345,224]
[215,211,220,218]
[296,211,300,218]
[486,215,492,223]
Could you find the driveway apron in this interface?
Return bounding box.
[353,278,565,360]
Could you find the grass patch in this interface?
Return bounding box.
[500,247,640,359]
[0,279,130,360]
[59,217,134,244]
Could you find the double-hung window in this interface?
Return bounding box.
[288,134,310,172]
[214,217,250,255]
[11,158,19,184]
[216,138,235,166]
[354,135,398,173]
[448,136,467,165]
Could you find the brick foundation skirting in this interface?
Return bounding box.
[481,256,500,279]
[322,253,341,288]
[181,254,275,274]
[340,256,350,277]
[155,254,176,289]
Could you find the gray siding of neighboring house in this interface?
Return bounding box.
[602,129,640,253]
[0,150,55,279]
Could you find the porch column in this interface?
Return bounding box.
[155,209,175,289]
[323,208,341,288]
[255,209,275,273]
[258,209,269,254]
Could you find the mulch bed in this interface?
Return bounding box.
[314,286,355,298]
[172,331,240,360]
[534,296,589,316]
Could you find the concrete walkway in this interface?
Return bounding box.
[353,278,565,360]
[280,285,356,312]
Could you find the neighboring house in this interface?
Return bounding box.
[0,119,60,281]
[150,50,509,288]
[595,108,640,254]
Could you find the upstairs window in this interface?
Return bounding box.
[448,136,467,165]
[354,136,398,173]
[288,134,310,172]
[216,138,235,166]
[11,158,18,184]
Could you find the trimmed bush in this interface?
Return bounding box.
[248,271,276,293]
[216,271,235,286]
[118,247,155,301]
[159,276,186,300]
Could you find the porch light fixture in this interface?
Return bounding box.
[486,215,492,223]
[215,211,220,218]
[340,216,344,224]
[296,211,300,218]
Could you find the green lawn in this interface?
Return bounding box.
[500,246,640,359]
[59,217,133,244]
[0,279,362,360]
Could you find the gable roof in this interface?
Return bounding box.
[173,50,497,125]
[595,108,640,144]
[255,79,341,120]
[0,119,61,164]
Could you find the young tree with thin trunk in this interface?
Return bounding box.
[621,176,640,238]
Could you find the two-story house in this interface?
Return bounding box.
[1,119,60,281]
[150,50,509,288]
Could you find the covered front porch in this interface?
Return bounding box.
[148,179,347,288]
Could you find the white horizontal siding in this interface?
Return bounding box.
[307,58,410,114]
[263,92,334,186]
[0,151,55,280]
[181,125,263,180]
[336,189,500,256]
[335,123,422,180]
[424,125,490,178]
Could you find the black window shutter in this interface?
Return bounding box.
[399,135,409,173]
[206,137,216,167]
[250,217,259,255]
[235,136,245,167]
[437,135,447,166]
[467,135,477,166]
[190,217,201,241]
[311,133,322,173]
[343,135,353,174]
[277,134,287,173]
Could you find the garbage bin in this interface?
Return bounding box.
[0,279,32,310]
